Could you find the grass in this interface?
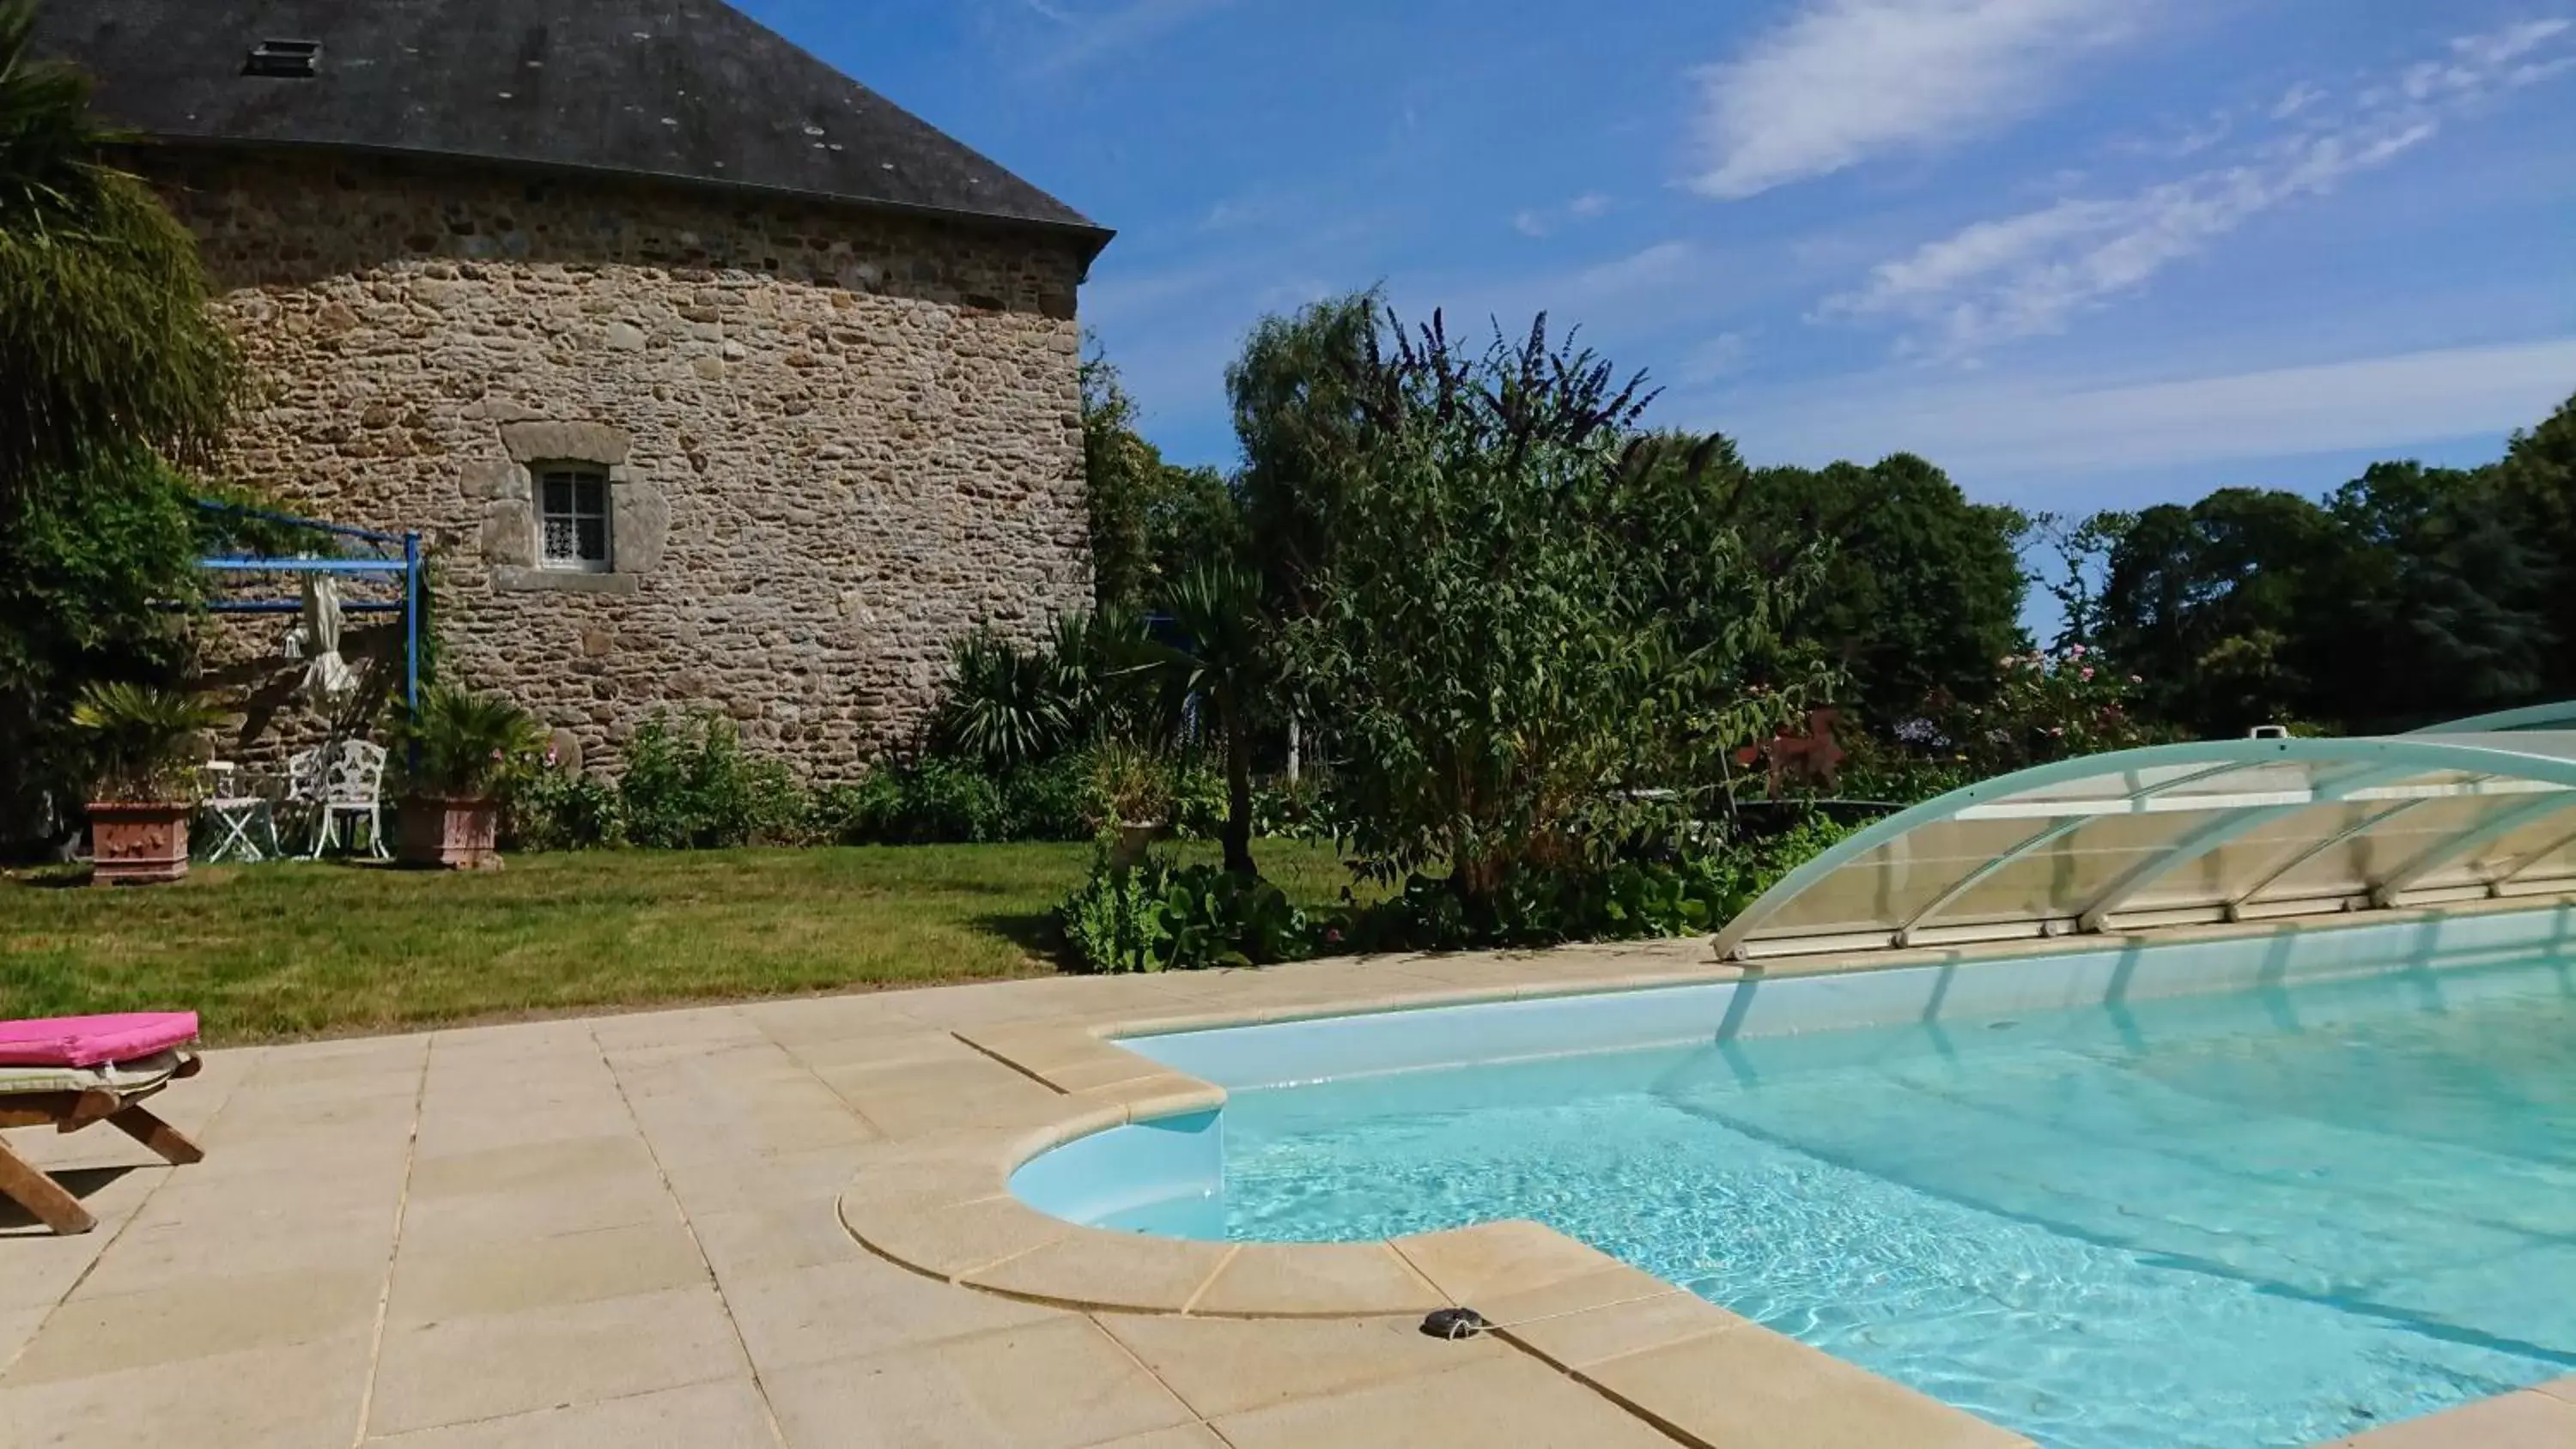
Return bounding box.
[0,839,1362,1045]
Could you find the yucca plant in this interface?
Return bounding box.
[930,628,1073,769]
[391,684,542,799]
[69,680,219,802]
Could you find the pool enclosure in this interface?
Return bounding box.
[1716,712,2576,961]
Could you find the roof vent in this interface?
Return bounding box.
[243,39,321,78]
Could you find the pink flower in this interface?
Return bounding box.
[2049,726,2065,737]
[2069,644,2087,658]
[2081,668,2094,682]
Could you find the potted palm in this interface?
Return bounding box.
[392,684,540,870]
[71,682,222,887]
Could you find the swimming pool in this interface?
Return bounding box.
[1012,916,2576,1448]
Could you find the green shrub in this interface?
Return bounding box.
[1341,815,1855,955]
[507,769,624,851]
[999,755,1093,842]
[617,711,807,849]
[1168,762,1231,841]
[1253,772,1343,841]
[1057,853,1315,973]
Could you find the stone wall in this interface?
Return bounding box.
[151,148,1093,778]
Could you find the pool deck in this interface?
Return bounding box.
[3,933,2568,1447]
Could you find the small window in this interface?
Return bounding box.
[244,39,321,77]
[537,464,612,572]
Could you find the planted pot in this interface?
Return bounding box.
[1109,820,1167,869]
[398,795,501,870]
[88,801,191,887]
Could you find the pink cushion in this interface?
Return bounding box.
[0,1013,200,1069]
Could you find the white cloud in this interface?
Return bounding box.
[1714,336,2576,480]
[1678,332,1753,383]
[1027,0,1228,76]
[2270,82,2326,120]
[1512,192,1614,238]
[1687,0,2136,199]
[1820,18,2575,357]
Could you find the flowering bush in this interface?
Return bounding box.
[1938,646,2165,773]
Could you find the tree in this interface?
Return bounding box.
[1079,349,1162,614]
[1081,349,1249,613]
[0,0,235,500]
[1730,452,2026,726]
[2088,488,2352,736]
[1288,311,1825,914]
[2490,390,2576,700]
[1226,289,1381,617]
[0,6,240,853]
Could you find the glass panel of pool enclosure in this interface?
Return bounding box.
[1714,727,2576,961]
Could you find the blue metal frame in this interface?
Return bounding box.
[191,500,424,717]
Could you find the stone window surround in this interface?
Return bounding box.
[468,419,669,595]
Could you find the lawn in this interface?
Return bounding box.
[0,840,1361,1044]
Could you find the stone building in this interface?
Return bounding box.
[40,0,1111,774]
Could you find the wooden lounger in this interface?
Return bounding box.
[0,1014,206,1236]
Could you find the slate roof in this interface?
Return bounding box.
[36,0,1110,256]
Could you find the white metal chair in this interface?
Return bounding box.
[309,740,389,859]
[199,761,276,864]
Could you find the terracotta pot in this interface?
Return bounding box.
[88,801,191,886]
[398,795,502,870]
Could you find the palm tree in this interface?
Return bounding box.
[1139,561,1271,876]
[0,0,236,502]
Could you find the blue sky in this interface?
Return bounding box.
[747,0,2576,517]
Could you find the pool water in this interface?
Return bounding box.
[1103,959,2576,1448]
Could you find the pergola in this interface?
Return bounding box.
[1713,708,2576,962]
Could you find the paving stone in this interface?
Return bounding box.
[961,1225,1232,1313]
[0,1228,109,1312]
[724,1247,1060,1376]
[659,1139,877,1216]
[1391,1220,1613,1306]
[764,1317,1193,1449]
[360,1376,775,1448]
[1497,1285,1745,1372]
[1100,1313,1510,1421]
[1577,1320,2033,1448]
[690,1197,869,1283]
[7,1265,381,1385]
[0,1306,47,1370]
[398,1170,682,1252]
[387,1219,710,1322]
[76,1185,400,1298]
[0,1328,369,1449]
[368,1284,745,1436]
[845,1191,1070,1279]
[1080,1427,1230,1449]
[1187,1241,1449,1319]
[1210,1353,1680,1449]
[407,1134,660,1198]
[2330,1389,2576,1447]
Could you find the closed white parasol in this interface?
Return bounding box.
[283,573,360,710]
